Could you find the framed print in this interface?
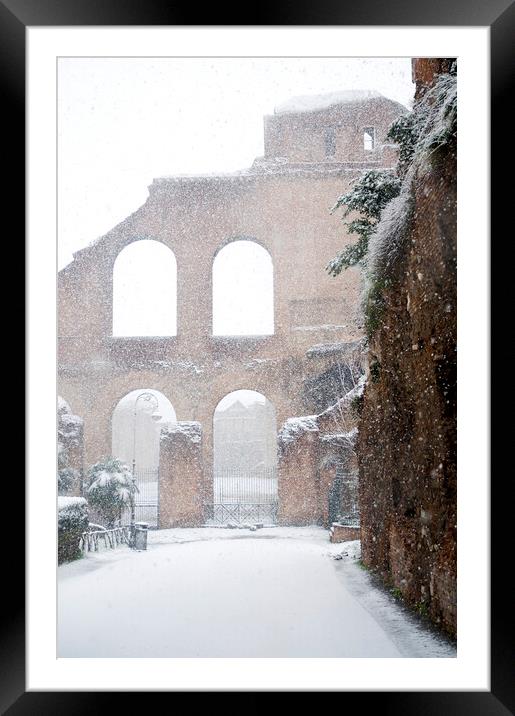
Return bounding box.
[9,0,508,710]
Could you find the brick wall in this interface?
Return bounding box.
[357,59,457,636]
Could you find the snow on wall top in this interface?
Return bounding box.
[278,416,319,447]
[58,396,71,414]
[161,421,202,444]
[58,496,87,511]
[152,162,375,186]
[306,342,349,358]
[60,414,83,428]
[131,359,204,375]
[306,337,366,359]
[274,90,383,115]
[319,427,358,444]
[342,375,367,404]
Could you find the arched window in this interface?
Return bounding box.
[113,240,177,337]
[211,389,278,524]
[363,127,375,151]
[112,389,176,526]
[212,240,274,336]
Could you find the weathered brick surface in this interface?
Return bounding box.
[358,59,457,636]
[330,524,360,543]
[158,423,205,527]
[278,388,361,526]
[57,97,403,492]
[278,428,320,525]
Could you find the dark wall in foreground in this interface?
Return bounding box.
[358,59,457,636]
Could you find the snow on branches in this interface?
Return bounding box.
[326,170,401,276]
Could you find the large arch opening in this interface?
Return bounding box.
[212,389,277,525]
[212,240,274,336]
[112,240,177,337]
[112,389,177,526]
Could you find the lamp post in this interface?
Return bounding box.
[132,391,159,524]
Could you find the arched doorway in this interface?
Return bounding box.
[212,389,278,525]
[112,389,177,526]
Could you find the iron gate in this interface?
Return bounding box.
[206,467,278,525]
[328,465,359,525]
[133,467,159,528]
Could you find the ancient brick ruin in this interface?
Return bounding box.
[58,91,404,527]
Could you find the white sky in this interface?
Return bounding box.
[113,240,177,337]
[213,241,274,336]
[217,390,267,411]
[58,57,415,269]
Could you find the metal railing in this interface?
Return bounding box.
[206,467,278,525]
[213,467,277,503]
[79,524,132,552]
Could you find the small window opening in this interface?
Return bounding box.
[324,129,336,156]
[364,127,375,151]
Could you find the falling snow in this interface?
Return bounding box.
[55,58,457,664]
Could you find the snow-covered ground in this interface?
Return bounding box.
[58,526,456,658]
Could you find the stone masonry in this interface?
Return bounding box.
[58,91,405,525]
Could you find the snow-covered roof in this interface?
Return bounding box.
[274,90,383,115]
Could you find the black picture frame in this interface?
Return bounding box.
[10,0,508,711]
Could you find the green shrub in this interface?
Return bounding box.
[86,457,137,528]
[58,466,79,494]
[58,497,88,564]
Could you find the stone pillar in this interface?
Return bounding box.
[277,394,360,527]
[277,417,320,525]
[158,422,204,528]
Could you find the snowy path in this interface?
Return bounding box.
[58,527,456,658]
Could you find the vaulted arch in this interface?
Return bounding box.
[210,389,278,525]
[111,388,177,527]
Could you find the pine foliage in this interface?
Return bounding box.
[326,170,401,276]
